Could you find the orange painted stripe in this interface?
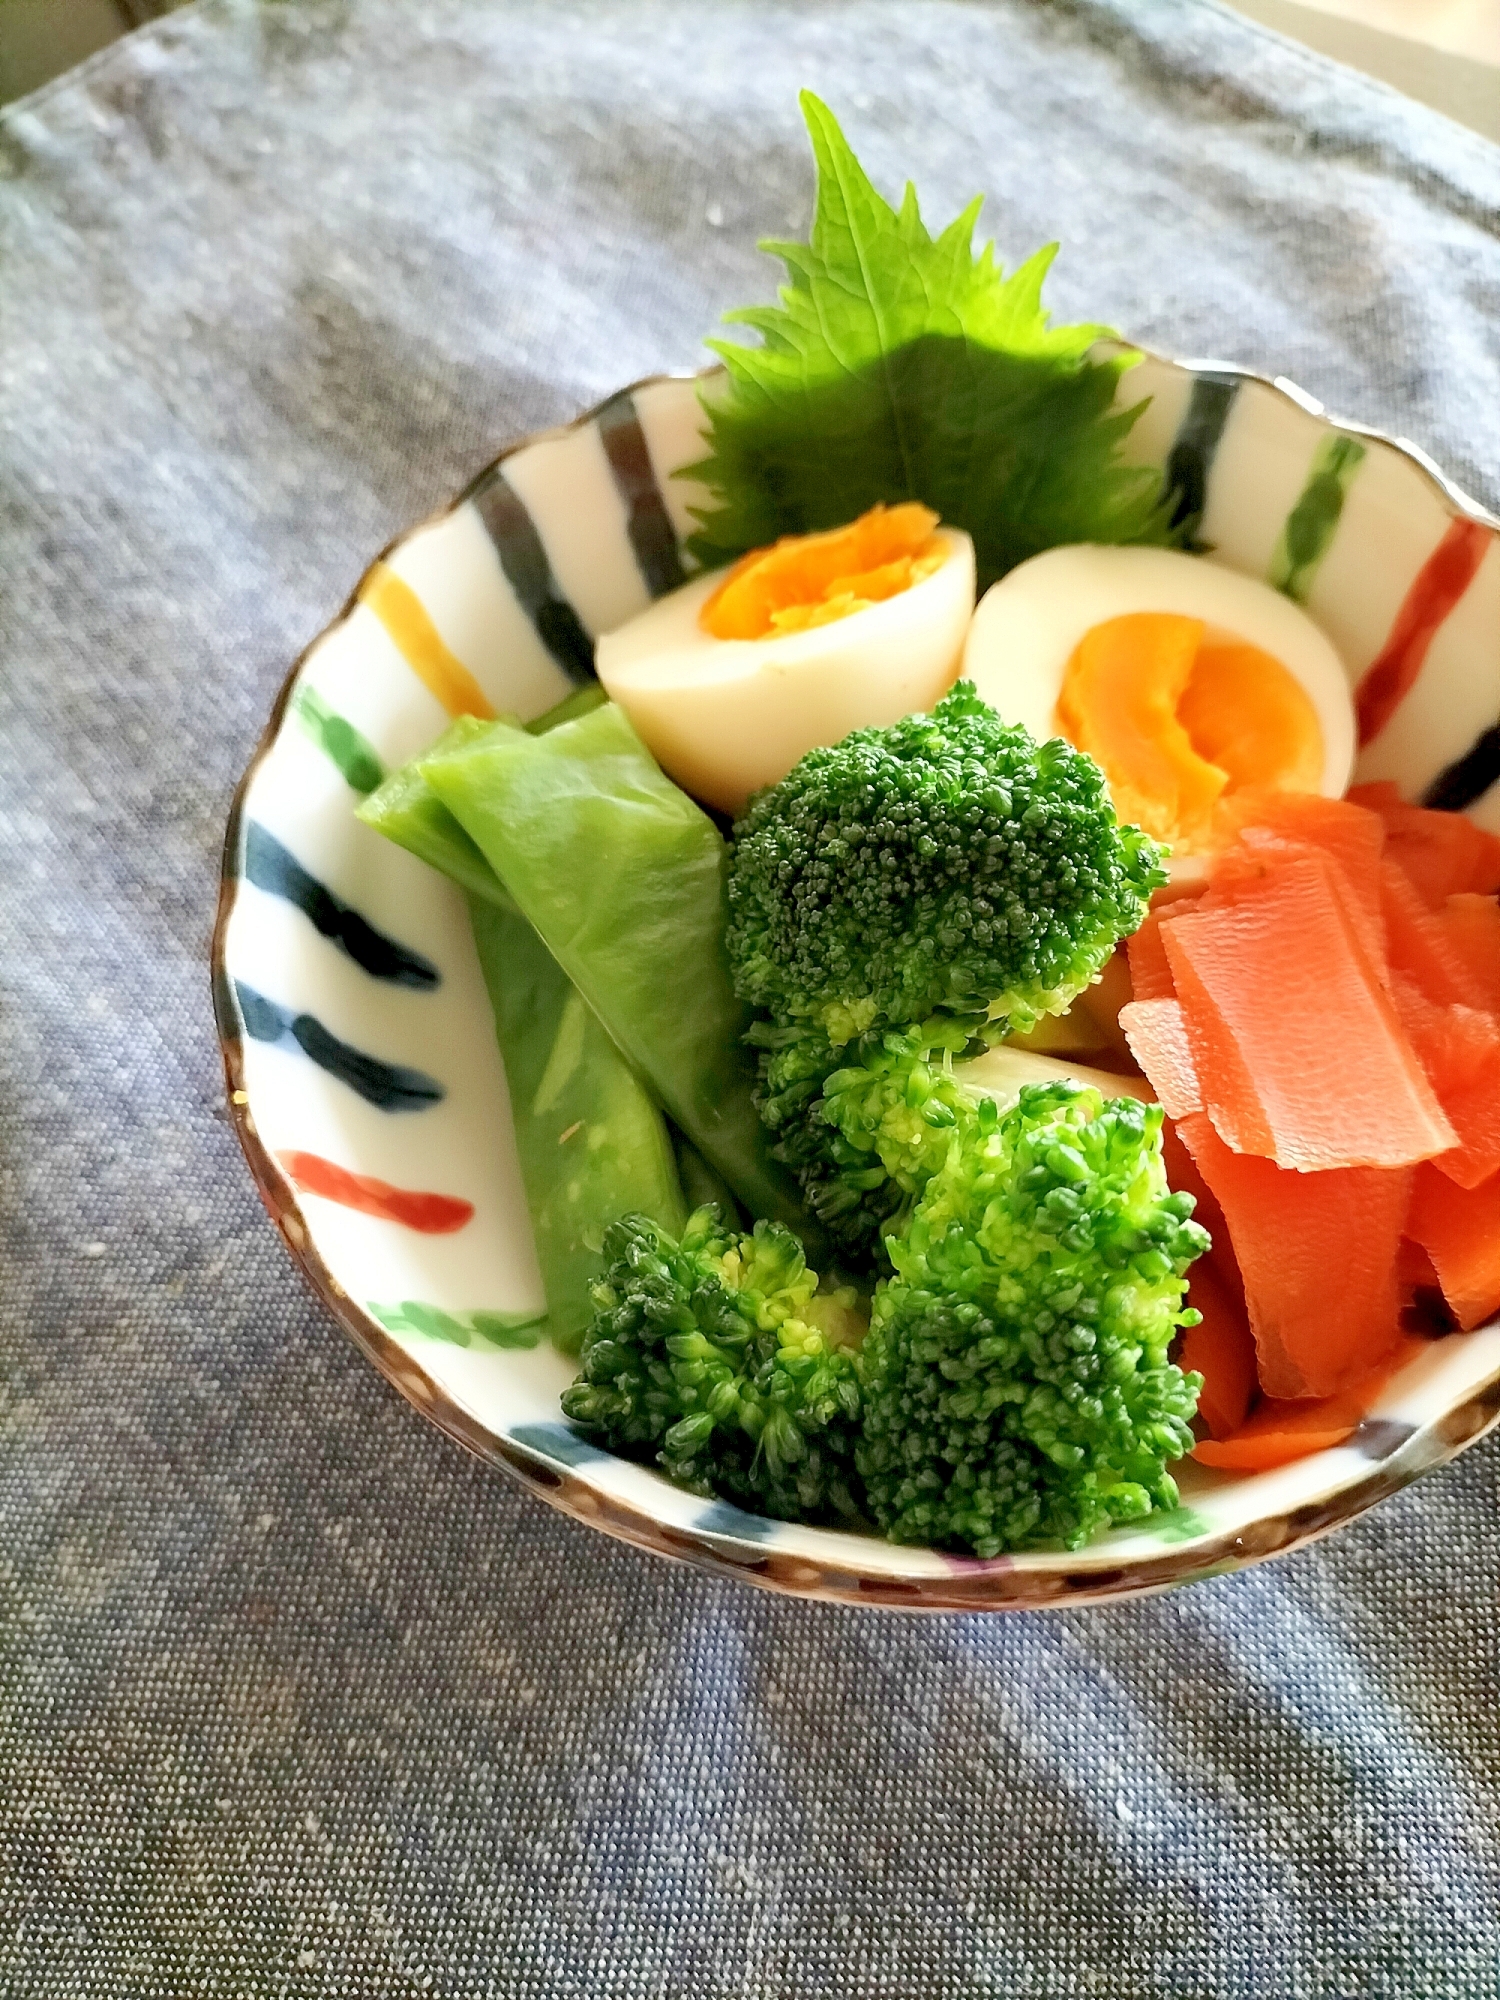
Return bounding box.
[277,1149,475,1234]
[358,561,496,719]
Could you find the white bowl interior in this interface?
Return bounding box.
[217,356,1500,1604]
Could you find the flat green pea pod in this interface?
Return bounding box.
[354,689,609,904]
[467,894,684,1354]
[357,716,514,908]
[420,702,816,1245]
[357,693,681,1353]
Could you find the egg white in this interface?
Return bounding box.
[961,544,1356,808]
[596,527,976,815]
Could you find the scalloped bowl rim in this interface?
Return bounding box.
[212,347,1500,1611]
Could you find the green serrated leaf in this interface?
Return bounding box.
[685,92,1177,591]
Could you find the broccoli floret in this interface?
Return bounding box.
[856,1081,1206,1555]
[727,683,1165,1045]
[561,1206,867,1524]
[753,1015,978,1261]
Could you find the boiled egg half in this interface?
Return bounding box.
[596,503,975,815]
[962,545,1355,860]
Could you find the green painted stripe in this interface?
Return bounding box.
[293,683,386,794]
[368,1300,547,1348]
[1267,433,1366,602]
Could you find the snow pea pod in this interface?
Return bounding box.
[356,717,513,908]
[466,894,684,1353]
[358,705,682,1351]
[355,689,608,902]
[420,701,815,1242]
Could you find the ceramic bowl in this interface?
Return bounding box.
[214,352,1500,1610]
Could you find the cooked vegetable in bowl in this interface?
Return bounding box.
[216,94,1500,1607]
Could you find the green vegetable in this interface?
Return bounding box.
[355,689,611,902]
[468,896,684,1354]
[669,1127,745,1225]
[856,1082,1205,1555]
[421,700,816,1245]
[561,1207,866,1524]
[754,1016,976,1254]
[359,697,682,1353]
[728,684,1164,1043]
[726,683,1163,1258]
[357,716,513,907]
[686,93,1173,592]
[525,683,609,732]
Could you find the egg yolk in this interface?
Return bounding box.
[700,502,946,639]
[1055,612,1325,850]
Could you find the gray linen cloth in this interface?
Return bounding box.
[3,2,1500,1993]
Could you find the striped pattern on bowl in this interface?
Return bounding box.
[213,354,1500,1610]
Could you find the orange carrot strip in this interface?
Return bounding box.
[1348,782,1500,905]
[1126,906,1180,1003]
[1176,1113,1411,1400]
[1437,894,1500,1013]
[1213,788,1387,970]
[1164,851,1455,1170]
[1119,998,1203,1119]
[1380,860,1487,1009]
[1406,1162,1500,1331]
[1192,1337,1428,1472]
[1393,992,1500,1190]
[1179,1258,1257,1440]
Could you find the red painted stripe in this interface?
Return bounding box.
[276,1150,475,1234]
[1356,518,1491,748]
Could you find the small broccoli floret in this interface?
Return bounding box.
[752,1015,979,1261]
[856,1082,1206,1556]
[727,683,1165,1044]
[561,1206,866,1524]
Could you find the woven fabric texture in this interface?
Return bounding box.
[2,2,1499,1993]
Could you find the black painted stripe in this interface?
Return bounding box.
[1160,373,1240,540]
[596,392,687,600]
[1422,724,1500,814]
[510,1421,610,1469]
[470,468,596,683]
[244,822,439,990]
[233,981,444,1111]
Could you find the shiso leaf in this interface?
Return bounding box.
[685,92,1176,591]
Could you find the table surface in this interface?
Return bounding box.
[2,3,1499,1995]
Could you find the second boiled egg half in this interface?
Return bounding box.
[961,544,1356,860]
[597,503,975,815]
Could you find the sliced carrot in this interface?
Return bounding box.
[1179,1258,1257,1439]
[1160,930,1276,1156]
[1192,1337,1428,1472]
[1396,1236,1458,1337]
[1380,860,1487,1009]
[1119,998,1203,1119]
[1214,788,1387,969]
[1163,851,1455,1170]
[1160,1116,1247,1350]
[1394,993,1500,1190]
[1126,906,1181,1003]
[1436,893,1500,1012]
[1176,1113,1411,1400]
[1348,782,1500,905]
[1406,1162,1500,1331]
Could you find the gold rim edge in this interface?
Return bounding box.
[209,353,1500,1611]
